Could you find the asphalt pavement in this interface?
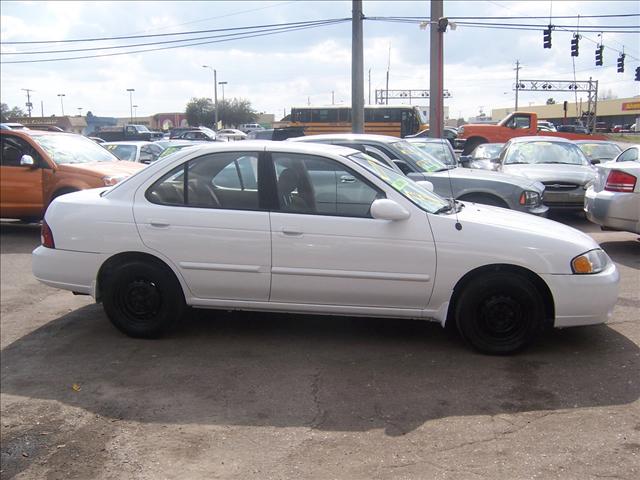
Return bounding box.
[1,212,638,480]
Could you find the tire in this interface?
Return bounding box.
[102,260,185,338]
[454,272,544,355]
[462,138,486,156]
[458,194,508,208]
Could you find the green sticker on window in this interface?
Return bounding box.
[392,178,408,190]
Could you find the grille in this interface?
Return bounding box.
[542,182,580,191]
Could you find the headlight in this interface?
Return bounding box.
[519,190,540,206]
[102,175,127,186]
[571,249,610,274]
[458,126,465,135]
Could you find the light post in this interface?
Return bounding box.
[77,107,83,116]
[57,93,65,116]
[218,81,228,103]
[126,88,135,124]
[202,65,218,129]
[133,105,138,123]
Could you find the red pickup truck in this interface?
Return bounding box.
[456,112,607,155]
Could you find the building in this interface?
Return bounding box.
[256,113,275,128]
[10,115,88,134]
[491,96,640,130]
[150,113,189,131]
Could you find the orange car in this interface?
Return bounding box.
[1,130,144,221]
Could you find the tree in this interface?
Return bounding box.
[546,98,556,105]
[218,98,257,127]
[1,103,26,122]
[185,97,215,127]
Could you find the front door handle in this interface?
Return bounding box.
[150,220,170,228]
[340,175,356,183]
[281,227,302,236]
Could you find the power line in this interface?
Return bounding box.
[1,20,344,56]
[0,20,349,64]
[0,17,351,45]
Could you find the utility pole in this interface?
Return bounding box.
[429,0,444,138]
[332,91,335,105]
[368,68,371,104]
[21,88,34,117]
[202,66,218,129]
[351,0,364,133]
[57,93,66,116]
[385,45,391,105]
[514,60,522,111]
[126,88,134,123]
[41,101,44,117]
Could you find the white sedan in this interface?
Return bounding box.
[216,129,247,141]
[32,142,619,354]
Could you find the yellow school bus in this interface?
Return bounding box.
[289,105,428,138]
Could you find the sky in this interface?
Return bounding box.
[1,0,639,121]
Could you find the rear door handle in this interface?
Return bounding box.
[281,227,302,236]
[150,220,170,228]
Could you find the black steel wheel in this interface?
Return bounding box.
[103,259,185,338]
[455,272,544,355]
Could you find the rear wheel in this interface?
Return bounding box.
[455,272,544,355]
[102,260,185,338]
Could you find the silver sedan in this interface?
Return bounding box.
[584,155,640,234]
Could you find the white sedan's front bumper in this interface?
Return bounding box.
[541,262,619,328]
[32,246,105,297]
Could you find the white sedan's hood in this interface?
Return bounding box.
[502,163,596,186]
[428,202,600,274]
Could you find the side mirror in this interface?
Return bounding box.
[416,180,434,192]
[458,155,471,167]
[20,154,35,167]
[370,199,411,221]
[590,159,601,165]
[407,172,427,182]
[392,159,413,175]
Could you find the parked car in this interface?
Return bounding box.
[246,126,306,141]
[33,141,619,355]
[88,136,106,144]
[94,124,164,142]
[537,121,557,132]
[0,122,29,130]
[612,145,638,163]
[174,129,218,142]
[458,143,505,170]
[0,130,143,221]
[492,137,597,210]
[239,123,264,133]
[405,127,458,148]
[574,140,623,164]
[155,140,207,160]
[584,157,639,233]
[216,129,247,141]
[556,124,590,134]
[102,141,164,164]
[404,137,458,167]
[291,134,548,216]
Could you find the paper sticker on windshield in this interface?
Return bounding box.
[392,178,408,190]
[416,160,441,172]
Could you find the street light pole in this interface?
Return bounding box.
[77,107,83,116]
[202,65,218,129]
[57,93,65,116]
[133,105,138,123]
[218,81,227,103]
[126,88,135,124]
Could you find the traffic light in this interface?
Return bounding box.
[595,45,603,66]
[635,66,640,81]
[617,53,625,73]
[543,26,552,49]
[571,34,579,57]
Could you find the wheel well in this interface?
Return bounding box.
[95,252,182,302]
[49,187,79,203]
[457,193,509,208]
[462,137,488,154]
[445,264,555,329]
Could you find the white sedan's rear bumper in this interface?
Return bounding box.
[541,262,619,328]
[32,246,104,297]
[584,186,640,234]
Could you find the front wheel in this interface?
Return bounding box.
[454,272,544,355]
[103,260,185,338]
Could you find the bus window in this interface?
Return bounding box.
[338,108,351,122]
[312,109,338,122]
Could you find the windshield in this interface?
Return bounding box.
[348,152,449,214]
[504,141,590,166]
[578,143,622,160]
[33,134,119,164]
[471,143,504,159]
[416,109,428,125]
[390,140,448,172]
[409,141,457,166]
[104,144,137,161]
